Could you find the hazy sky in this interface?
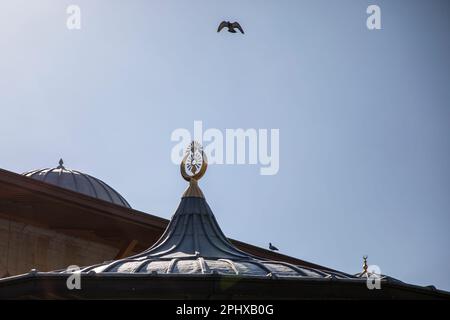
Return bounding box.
[1,0,449,291]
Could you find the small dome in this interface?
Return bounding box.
[22,159,131,208]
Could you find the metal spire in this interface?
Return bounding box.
[57,158,65,169]
[362,255,368,274]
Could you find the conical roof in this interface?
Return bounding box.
[134,193,252,259]
[74,143,353,279]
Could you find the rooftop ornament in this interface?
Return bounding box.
[362,255,369,274]
[57,158,65,169]
[180,141,207,199]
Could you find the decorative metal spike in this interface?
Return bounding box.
[363,255,368,274]
[57,158,65,169]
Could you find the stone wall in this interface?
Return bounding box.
[0,217,118,277]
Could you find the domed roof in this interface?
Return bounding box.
[80,190,351,278]
[72,144,353,279]
[22,159,131,208]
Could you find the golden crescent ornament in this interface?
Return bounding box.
[180,141,208,182]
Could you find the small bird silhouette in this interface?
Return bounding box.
[217,21,244,34]
[269,243,279,251]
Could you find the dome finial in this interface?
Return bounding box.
[57,158,65,169]
[180,141,207,198]
[362,255,368,274]
[180,141,207,182]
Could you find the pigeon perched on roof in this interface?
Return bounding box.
[269,243,279,251]
[217,21,244,34]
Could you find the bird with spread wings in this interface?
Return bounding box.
[217,21,245,34]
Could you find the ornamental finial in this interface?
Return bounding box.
[180,142,207,198]
[180,141,208,182]
[362,255,368,274]
[57,158,65,169]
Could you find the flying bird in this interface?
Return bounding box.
[269,243,279,251]
[217,21,244,34]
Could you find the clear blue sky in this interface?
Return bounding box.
[1,0,449,290]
